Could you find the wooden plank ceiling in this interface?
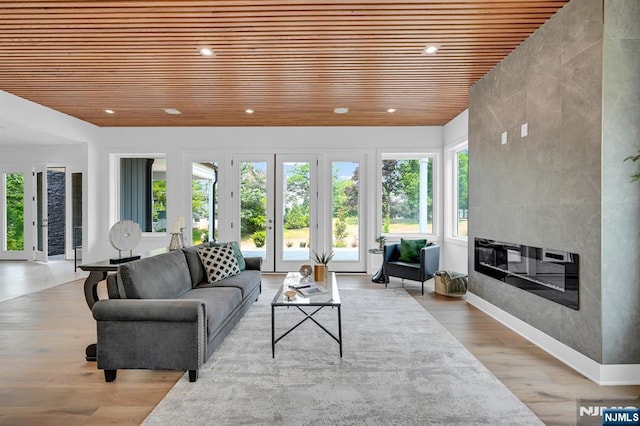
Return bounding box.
[0,0,569,127]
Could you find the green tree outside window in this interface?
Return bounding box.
[6,173,25,250]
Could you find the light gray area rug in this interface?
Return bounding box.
[143,287,542,425]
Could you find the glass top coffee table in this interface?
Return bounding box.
[271,272,342,358]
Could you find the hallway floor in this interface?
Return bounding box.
[0,259,87,302]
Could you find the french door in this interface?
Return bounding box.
[324,156,365,272]
[233,153,365,273]
[34,166,48,262]
[233,154,318,272]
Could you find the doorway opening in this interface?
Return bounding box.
[33,166,83,263]
[47,167,66,260]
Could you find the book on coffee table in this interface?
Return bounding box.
[297,285,328,297]
[288,281,313,290]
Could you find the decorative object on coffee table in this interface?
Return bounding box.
[314,265,327,282]
[299,264,313,280]
[312,250,334,282]
[108,220,142,264]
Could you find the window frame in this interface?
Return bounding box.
[445,141,468,243]
[377,150,440,241]
[110,153,167,235]
[191,161,219,244]
[2,171,26,252]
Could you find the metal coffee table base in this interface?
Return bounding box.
[271,305,342,358]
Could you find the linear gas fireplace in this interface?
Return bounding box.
[475,238,579,310]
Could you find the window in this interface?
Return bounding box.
[381,154,435,235]
[4,173,24,251]
[192,162,218,243]
[453,143,469,238]
[239,161,268,258]
[118,156,166,233]
[282,161,311,261]
[331,161,360,260]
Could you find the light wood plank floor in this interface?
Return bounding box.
[0,273,638,425]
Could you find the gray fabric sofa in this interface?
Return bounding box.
[92,244,261,383]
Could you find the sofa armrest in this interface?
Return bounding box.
[92,299,207,377]
[92,299,205,322]
[244,256,263,271]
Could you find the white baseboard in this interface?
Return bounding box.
[465,292,640,386]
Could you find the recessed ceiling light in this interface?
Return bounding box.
[334,107,349,114]
[423,45,440,55]
[387,108,397,113]
[245,109,254,114]
[199,47,214,57]
[163,108,181,115]
[104,109,115,114]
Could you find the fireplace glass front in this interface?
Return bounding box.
[474,238,579,310]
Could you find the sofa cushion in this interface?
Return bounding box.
[197,269,261,298]
[118,250,192,299]
[181,243,210,287]
[198,245,241,282]
[211,241,246,271]
[398,238,427,263]
[178,287,243,339]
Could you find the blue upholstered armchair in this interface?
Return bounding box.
[382,242,440,295]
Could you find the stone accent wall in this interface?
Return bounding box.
[72,172,83,249]
[601,0,640,364]
[47,170,65,256]
[468,0,604,362]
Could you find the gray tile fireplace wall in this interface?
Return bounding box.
[469,0,640,365]
[601,0,640,365]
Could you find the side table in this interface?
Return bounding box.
[368,248,386,283]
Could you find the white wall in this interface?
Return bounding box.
[1,91,469,274]
[0,144,89,260]
[87,126,445,263]
[0,90,98,146]
[441,109,469,273]
[0,91,97,261]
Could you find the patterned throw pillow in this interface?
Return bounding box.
[210,241,246,271]
[197,245,241,283]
